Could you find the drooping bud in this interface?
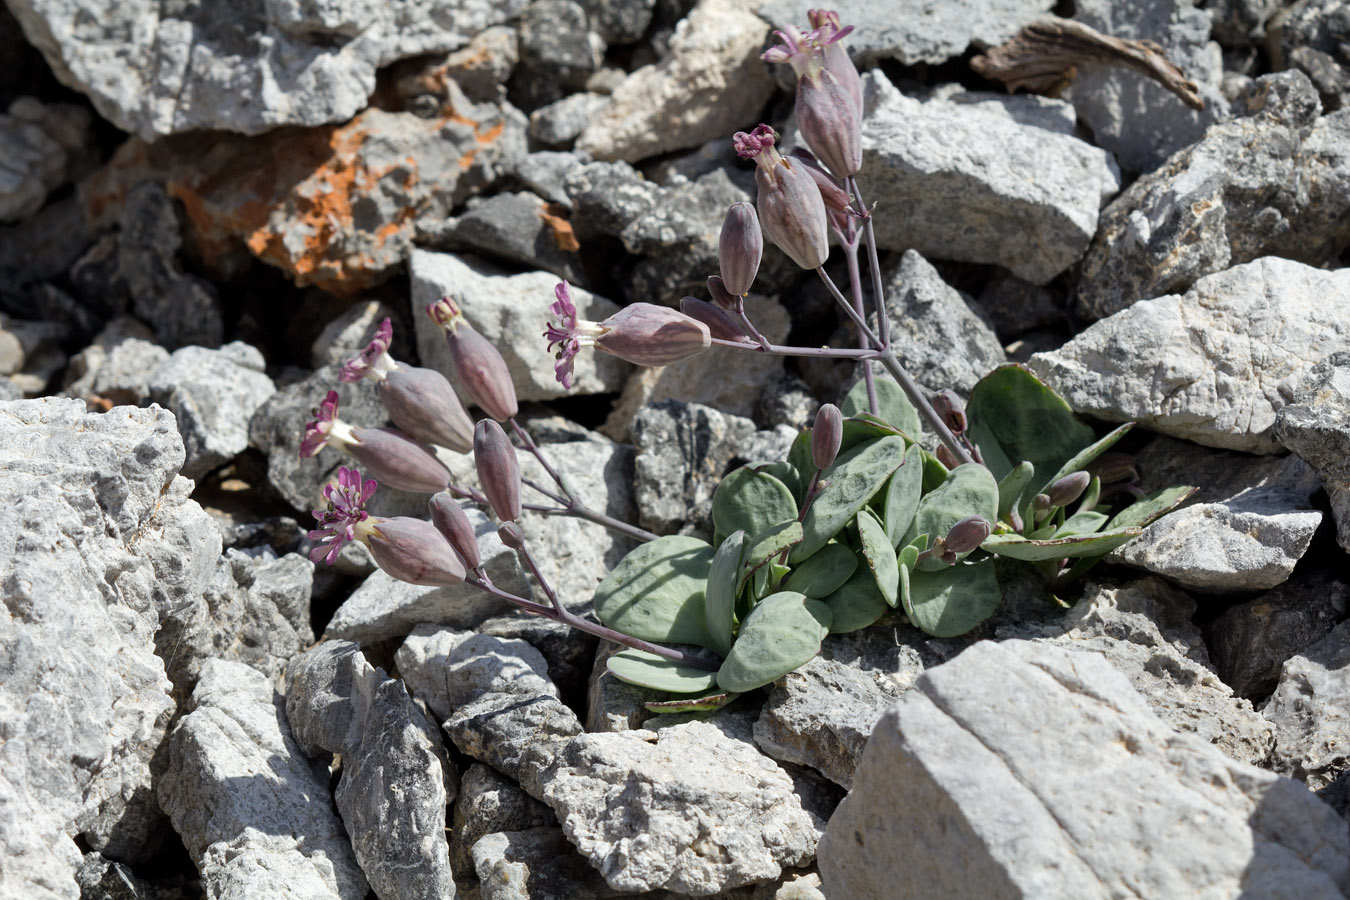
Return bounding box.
[594,304,711,367]
[733,125,829,270]
[346,426,453,494]
[788,148,852,217]
[812,403,843,469]
[762,23,862,179]
[429,490,481,570]
[365,516,466,587]
[718,202,762,296]
[807,9,864,115]
[379,365,475,453]
[497,521,527,550]
[944,515,991,555]
[931,390,967,435]
[1032,492,1052,512]
[1093,452,1137,485]
[707,275,739,312]
[427,297,518,422]
[474,419,521,522]
[935,444,960,470]
[1046,471,1091,508]
[680,297,748,342]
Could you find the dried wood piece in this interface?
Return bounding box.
[971,17,1204,111]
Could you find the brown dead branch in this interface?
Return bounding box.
[971,17,1205,111]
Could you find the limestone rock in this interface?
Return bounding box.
[451,764,555,878]
[445,690,584,799]
[818,640,1350,899]
[1264,620,1350,791]
[449,192,585,282]
[1275,351,1350,551]
[396,626,558,723]
[1274,0,1350,112]
[1029,257,1350,452]
[0,96,93,222]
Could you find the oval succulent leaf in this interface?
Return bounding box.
[716,591,832,693]
[856,508,900,607]
[904,463,1000,572]
[1055,509,1110,538]
[821,563,890,633]
[882,442,924,545]
[965,364,1095,483]
[712,467,798,544]
[838,416,906,457]
[997,460,1035,524]
[705,530,747,657]
[607,649,720,694]
[783,541,858,597]
[904,561,1001,638]
[594,535,715,647]
[786,428,817,505]
[980,527,1143,561]
[739,521,805,590]
[793,435,906,562]
[841,376,923,437]
[921,449,949,492]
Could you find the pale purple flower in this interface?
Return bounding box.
[300,390,343,458]
[762,14,862,179]
[544,281,608,389]
[307,466,377,565]
[339,317,395,382]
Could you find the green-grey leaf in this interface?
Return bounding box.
[979,527,1143,561]
[705,530,746,657]
[716,592,832,693]
[1034,422,1133,498]
[1055,510,1109,538]
[920,450,949,492]
[752,460,802,503]
[905,463,1000,572]
[1105,485,1198,531]
[593,535,715,647]
[841,377,923,436]
[786,428,817,505]
[712,468,798,546]
[898,560,911,617]
[607,649,720,693]
[965,364,1096,483]
[822,563,890,633]
[856,508,900,607]
[643,691,740,714]
[997,460,1035,523]
[882,443,924,545]
[897,542,920,570]
[793,435,906,562]
[783,541,858,597]
[905,561,1002,638]
[740,521,804,586]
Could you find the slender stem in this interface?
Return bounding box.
[522,476,568,506]
[446,481,490,507]
[733,298,772,351]
[515,541,563,613]
[847,177,890,348]
[707,337,881,359]
[873,349,975,466]
[568,503,661,543]
[509,418,568,496]
[843,236,879,416]
[814,268,886,348]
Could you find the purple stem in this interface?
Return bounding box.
[846,176,890,348]
[707,337,880,359]
[843,235,879,417]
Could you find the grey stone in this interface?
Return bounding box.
[74,850,195,900]
[148,343,276,480]
[758,0,1054,67]
[586,640,657,733]
[393,25,519,108]
[576,0,775,162]
[311,300,399,369]
[756,374,820,431]
[470,826,688,900]
[1004,578,1274,765]
[631,399,757,537]
[585,0,655,43]
[1076,70,1350,319]
[157,548,315,691]
[1131,434,1323,504]
[1273,0,1350,111]
[818,639,1350,900]
[0,399,217,895]
[0,96,93,222]
[159,659,368,900]
[7,0,528,139]
[477,612,599,701]
[1275,351,1350,551]
[1208,567,1350,700]
[1264,619,1350,791]
[1030,257,1350,452]
[62,318,168,405]
[515,150,590,209]
[451,764,555,878]
[858,250,1007,397]
[444,691,584,799]
[1209,0,1285,46]
[0,196,94,288]
[396,626,557,723]
[0,311,64,385]
[514,0,604,109]
[325,506,527,644]
[973,271,1067,339]
[409,249,628,403]
[530,92,611,147]
[451,191,585,281]
[738,424,799,466]
[284,641,458,899]
[563,159,663,239]
[1065,0,1228,173]
[860,71,1120,284]
[540,720,822,895]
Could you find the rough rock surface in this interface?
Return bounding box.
[7,0,527,139]
[396,626,558,723]
[1065,0,1228,173]
[1029,257,1350,453]
[448,191,585,282]
[60,317,166,405]
[541,720,821,895]
[0,96,92,222]
[818,640,1350,899]
[860,71,1119,284]
[311,300,400,369]
[410,249,628,402]
[148,342,276,480]
[285,641,457,900]
[0,399,217,896]
[1076,71,1350,319]
[1263,620,1350,792]
[1274,0,1350,112]
[1276,351,1350,551]
[576,0,774,162]
[451,764,555,878]
[159,659,368,900]
[445,690,584,799]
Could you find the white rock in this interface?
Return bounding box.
[396,626,558,722]
[1263,620,1350,792]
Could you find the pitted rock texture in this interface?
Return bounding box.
[1276,351,1350,552]
[0,96,93,222]
[0,399,218,896]
[396,626,558,723]
[6,0,528,139]
[1263,619,1350,792]
[1029,256,1350,453]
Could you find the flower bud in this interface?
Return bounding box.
[474,419,521,522]
[365,516,466,587]
[1046,471,1091,508]
[795,74,862,179]
[427,297,518,422]
[788,148,852,216]
[944,515,991,555]
[931,389,967,435]
[733,125,829,270]
[719,202,762,296]
[346,426,452,494]
[706,275,739,312]
[1032,492,1052,512]
[595,304,711,367]
[497,521,527,550]
[379,365,475,454]
[812,403,842,469]
[679,297,747,342]
[1093,452,1137,485]
[935,444,960,470]
[429,491,481,570]
[808,9,864,115]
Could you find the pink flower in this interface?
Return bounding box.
[300,390,342,458]
[339,317,394,383]
[307,466,377,565]
[544,281,582,389]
